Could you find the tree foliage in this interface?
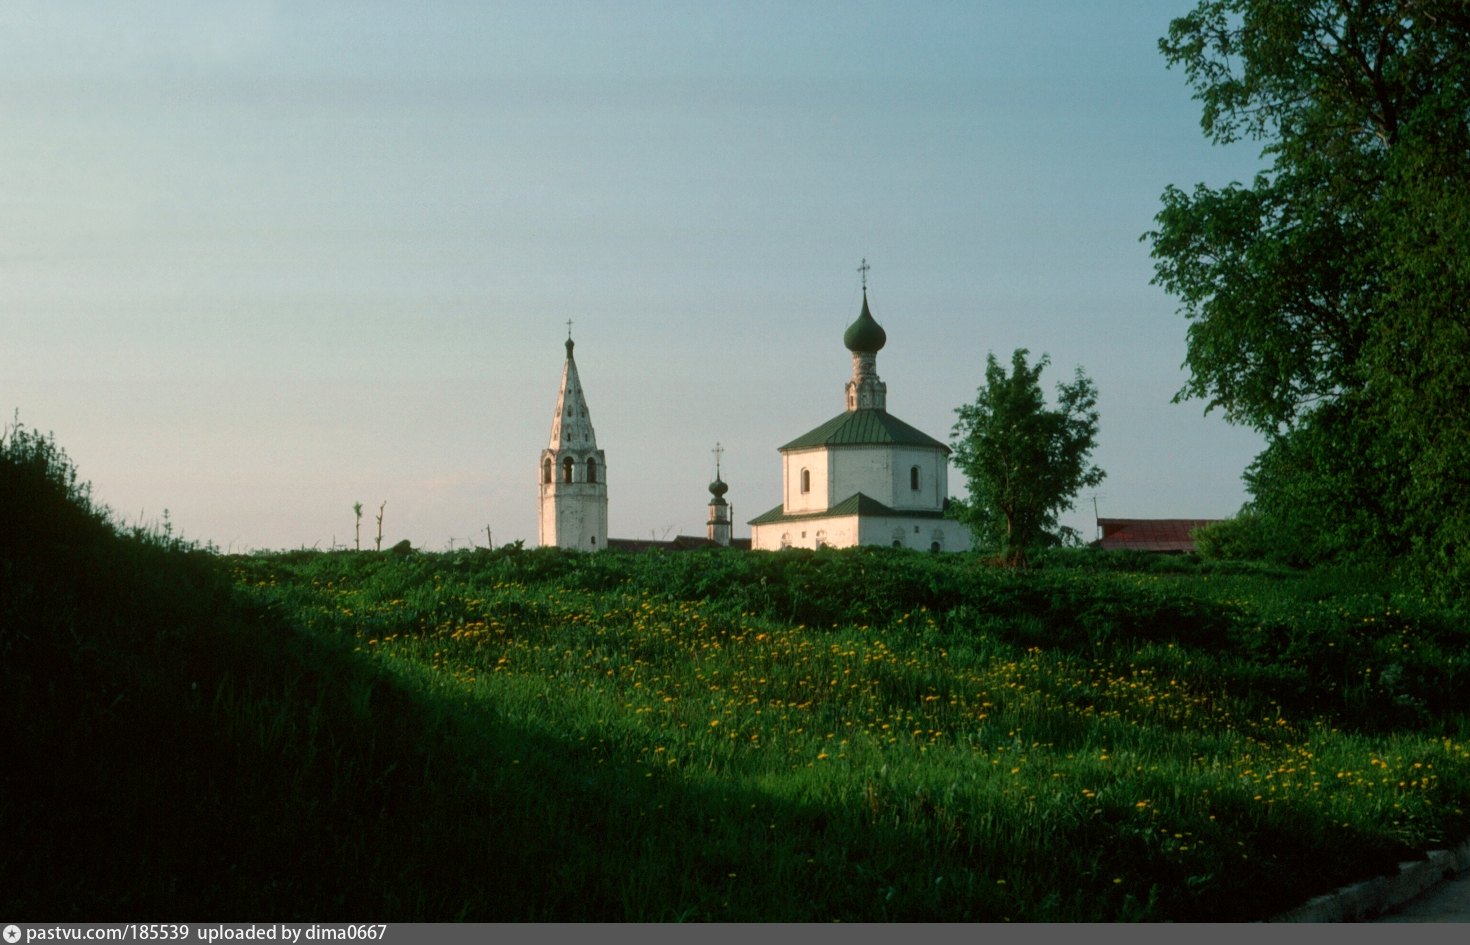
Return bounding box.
[1146,0,1470,592]
[949,349,1104,566]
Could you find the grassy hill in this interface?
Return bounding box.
[4,422,1468,921]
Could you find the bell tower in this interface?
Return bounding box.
[538,328,609,550]
[706,442,732,547]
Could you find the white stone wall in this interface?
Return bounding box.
[752,514,860,551]
[752,513,971,552]
[781,448,830,514]
[825,445,948,512]
[539,481,608,550]
[781,445,950,515]
[859,515,972,552]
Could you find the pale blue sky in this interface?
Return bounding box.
[3,1,1265,551]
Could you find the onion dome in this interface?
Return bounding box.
[842,291,887,353]
[709,476,729,500]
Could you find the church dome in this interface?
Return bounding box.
[843,292,887,353]
[709,475,729,499]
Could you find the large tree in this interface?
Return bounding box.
[1147,0,1470,590]
[949,349,1104,566]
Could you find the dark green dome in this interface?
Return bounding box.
[843,292,887,353]
[709,476,729,499]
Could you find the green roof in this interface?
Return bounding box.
[747,492,951,525]
[779,408,949,452]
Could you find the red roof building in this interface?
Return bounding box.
[1094,518,1221,554]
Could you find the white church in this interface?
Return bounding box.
[537,275,971,553]
[746,286,972,552]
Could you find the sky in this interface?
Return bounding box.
[2,0,1269,553]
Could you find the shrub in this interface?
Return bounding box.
[1192,513,1273,563]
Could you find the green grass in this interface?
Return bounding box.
[4,423,1469,921]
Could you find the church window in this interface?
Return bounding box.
[542,459,552,484]
[591,536,597,545]
[562,458,574,483]
[587,457,598,483]
[800,469,811,493]
[910,466,920,491]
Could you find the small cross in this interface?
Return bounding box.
[712,442,724,476]
[566,318,574,339]
[858,258,870,291]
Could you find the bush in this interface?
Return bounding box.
[1192,513,1273,563]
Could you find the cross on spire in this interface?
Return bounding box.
[566,318,574,339]
[858,257,870,291]
[712,441,724,477]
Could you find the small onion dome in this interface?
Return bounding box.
[842,291,887,353]
[565,336,575,358]
[709,476,729,499]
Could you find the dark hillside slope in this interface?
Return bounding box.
[1,426,421,915]
[0,427,551,918]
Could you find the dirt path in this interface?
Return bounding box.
[1372,873,1470,923]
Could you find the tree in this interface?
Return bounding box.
[1146,0,1470,592]
[949,349,1105,566]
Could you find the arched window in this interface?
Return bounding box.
[586,457,598,483]
[800,469,811,493]
[910,466,921,491]
[562,457,574,483]
[542,458,552,484]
